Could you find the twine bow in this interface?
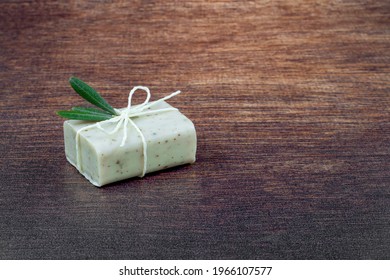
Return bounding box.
[75,86,181,177]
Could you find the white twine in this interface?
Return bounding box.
[75,86,181,177]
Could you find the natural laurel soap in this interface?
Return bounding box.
[63,101,196,186]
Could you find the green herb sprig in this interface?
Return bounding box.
[57,77,118,121]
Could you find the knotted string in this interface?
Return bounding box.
[75,86,181,177]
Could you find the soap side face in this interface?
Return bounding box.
[64,121,102,185]
[63,101,196,186]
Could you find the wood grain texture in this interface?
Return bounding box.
[0,0,389,259]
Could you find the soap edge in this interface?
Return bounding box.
[66,155,103,187]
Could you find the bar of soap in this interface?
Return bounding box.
[63,101,196,187]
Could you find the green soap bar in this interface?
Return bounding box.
[63,101,197,187]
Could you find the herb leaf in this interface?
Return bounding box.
[71,106,114,116]
[69,77,117,116]
[57,109,113,121]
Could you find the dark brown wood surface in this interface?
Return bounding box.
[0,0,389,259]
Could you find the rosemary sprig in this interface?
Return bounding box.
[71,106,114,116]
[57,77,118,121]
[57,109,112,121]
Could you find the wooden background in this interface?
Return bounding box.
[0,0,389,259]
